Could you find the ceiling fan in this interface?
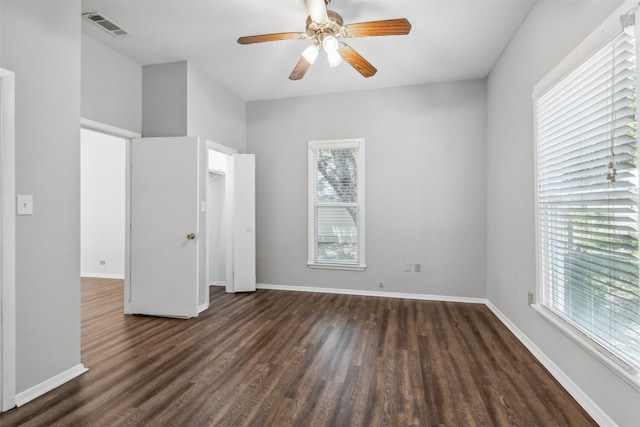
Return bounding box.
[237,0,411,80]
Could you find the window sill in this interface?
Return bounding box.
[531,304,640,392]
[307,262,366,272]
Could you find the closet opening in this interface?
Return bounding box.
[207,148,230,289]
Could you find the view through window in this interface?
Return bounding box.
[308,139,365,269]
[535,26,640,373]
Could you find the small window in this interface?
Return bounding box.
[308,139,365,270]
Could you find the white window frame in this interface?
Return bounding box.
[532,0,640,391]
[0,68,17,412]
[308,138,365,271]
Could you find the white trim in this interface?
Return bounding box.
[307,138,366,269]
[0,68,16,412]
[80,118,141,139]
[486,302,618,427]
[307,262,366,271]
[308,140,361,150]
[205,140,236,295]
[81,273,125,280]
[198,303,208,313]
[533,0,639,99]
[532,303,640,392]
[532,0,640,387]
[15,364,88,407]
[80,119,136,315]
[207,140,237,155]
[256,283,487,304]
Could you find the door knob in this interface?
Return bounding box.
[186,233,196,240]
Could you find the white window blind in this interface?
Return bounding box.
[535,27,640,373]
[308,139,365,269]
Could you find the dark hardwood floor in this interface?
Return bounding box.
[0,277,596,426]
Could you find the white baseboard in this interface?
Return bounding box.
[209,281,226,287]
[15,364,88,407]
[198,303,208,313]
[81,273,125,280]
[485,302,617,427]
[256,283,487,304]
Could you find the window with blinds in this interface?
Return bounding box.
[308,139,365,270]
[535,27,640,373]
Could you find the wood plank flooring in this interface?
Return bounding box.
[0,278,596,426]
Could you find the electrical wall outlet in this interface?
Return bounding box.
[415,263,421,272]
[99,260,106,265]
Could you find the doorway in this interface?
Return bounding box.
[79,119,140,315]
[207,153,226,287]
[205,142,258,295]
[206,142,237,295]
[80,128,126,280]
[207,149,229,289]
[77,130,252,319]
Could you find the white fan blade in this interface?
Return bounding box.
[305,0,328,24]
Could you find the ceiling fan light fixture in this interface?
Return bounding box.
[238,2,411,80]
[302,44,320,64]
[322,35,339,53]
[327,50,342,67]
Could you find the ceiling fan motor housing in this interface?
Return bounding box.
[306,10,344,42]
[237,2,410,80]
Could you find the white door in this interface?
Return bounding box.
[226,154,256,293]
[128,136,204,318]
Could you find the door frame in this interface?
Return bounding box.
[0,68,16,412]
[80,118,140,313]
[205,141,237,295]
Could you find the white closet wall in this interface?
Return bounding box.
[207,171,227,285]
[80,128,126,278]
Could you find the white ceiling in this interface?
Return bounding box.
[81,0,535,101]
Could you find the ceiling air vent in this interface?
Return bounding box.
[82,12,131,38]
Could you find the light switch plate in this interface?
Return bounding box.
[17,195,33,215]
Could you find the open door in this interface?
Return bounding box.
[128,136,205,318]
[226,154,256,293]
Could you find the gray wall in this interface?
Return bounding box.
[81,34,142,134]
[486,1,639,425]
[247,81,487,297]
[0,1,81,392]
[142,61,246,152]
[142,61,188,137]
[187,64,246,152]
